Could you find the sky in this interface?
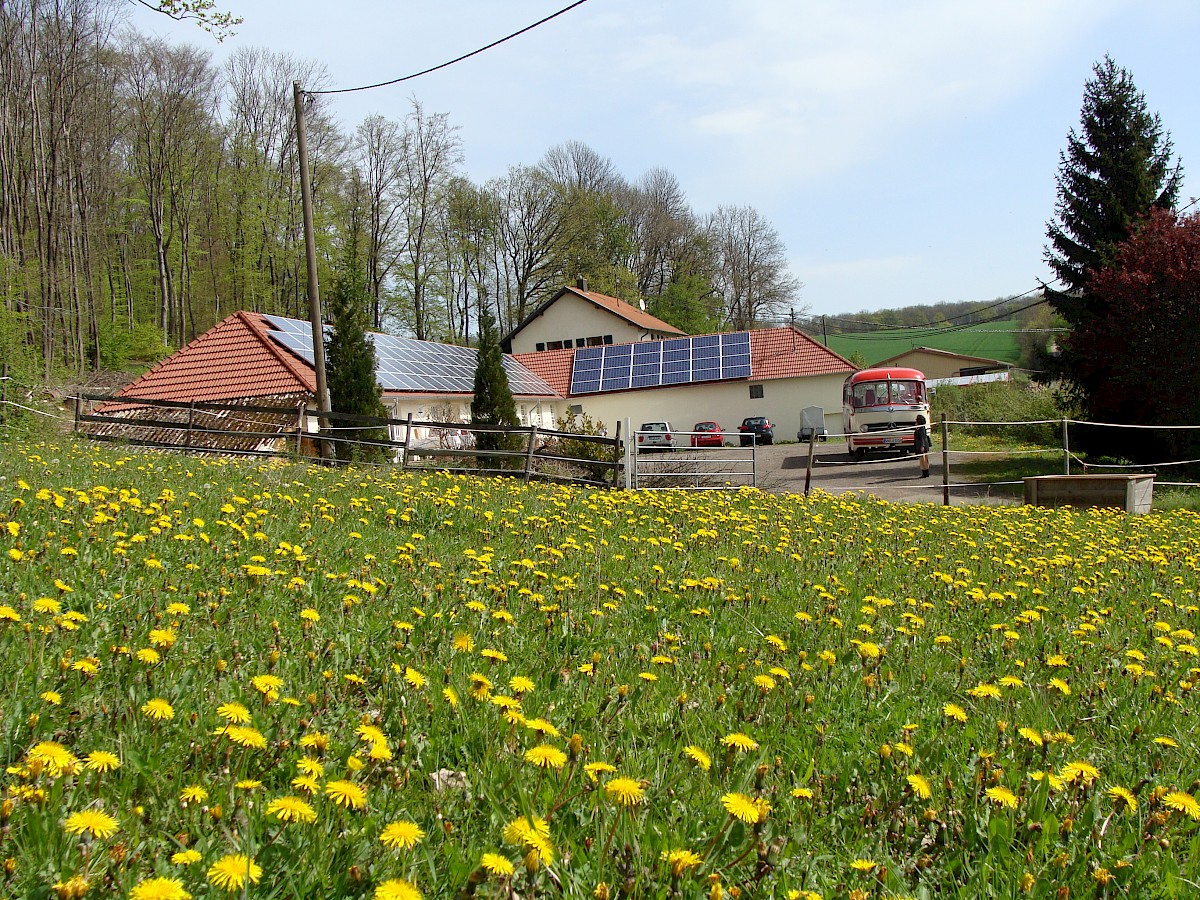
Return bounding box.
[129,0,1200,317]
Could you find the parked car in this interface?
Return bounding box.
[690,421,725,447]
[738,416,774,446]
[637,421,675,453]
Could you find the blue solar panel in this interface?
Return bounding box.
[262,314,556,397]
[566,330,754,394]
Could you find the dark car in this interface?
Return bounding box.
[690,421,725,448]
[738,416,774,446]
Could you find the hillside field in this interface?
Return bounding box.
[1,438,1198,899]
[824,320,1024,367]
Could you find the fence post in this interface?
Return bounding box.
[185,402,196,450]
[1062,418,1070,475]
[401,413,414,472]
[941,415,950,507]
[295,404,305,457]
[624,418,635,489]
[610,420,623,489]
[523,425,538,482]
[803,430,816,496]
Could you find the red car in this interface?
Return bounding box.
[691,421,725,447]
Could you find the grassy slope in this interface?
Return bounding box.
[823,319,1023,366]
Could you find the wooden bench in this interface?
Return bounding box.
[1023,474,1155,514]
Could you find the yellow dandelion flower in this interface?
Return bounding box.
[1106,785,1137,814]
[721,732,759,752]
[136,648,161,666]
[223,726,267,750]
[373,878,423,900]
[683,745,712,771]
[324,779,367,810]
[265,796,317,824]
[722,792,769,823]
[850,859,877,872]
[1017,727,1043,747]
[404,667,427,689]
[661,848,703,877]
[524,745,567,769]
[63,809,119,839]
[170,849,202,865]
[443,687,459,707]
[179,785,208,804]
[480,852,515,876]
[380,820,426,849]
[216,702,251,724]
[206,854,262,892]
[129,876,192,900]
[1048,678,1071,695]
[753,675,776,692]
[84,750,120,773]
[585,762,617,782]
[524,718,560,738]
[907,774,932,800]
[943,703,968,723]
[28,741,80,777]
[1060,761,1100,786]
[1153,736,1179,748]
[1163,791,1200,820]
[40,690,62,705]
[984,786,1019,809]
[141,698,174,720]
[604,777,646,806]
[791,786,814,800]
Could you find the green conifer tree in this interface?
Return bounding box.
[325,243,389,463]
[470,298,521,468]
[1045,56,1182,321]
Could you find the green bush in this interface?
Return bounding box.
[932,379,1065,445]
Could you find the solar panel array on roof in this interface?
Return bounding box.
[569,331,752,395]
[262,315,556,396]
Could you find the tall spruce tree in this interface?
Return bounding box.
[470,298,521,468]
[1045,56,1182,323]
[325,243,389,463]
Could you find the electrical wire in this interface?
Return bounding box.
[309,0,592,96]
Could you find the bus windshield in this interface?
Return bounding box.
[850,379,924,408]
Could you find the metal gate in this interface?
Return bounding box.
[625,420,757,489]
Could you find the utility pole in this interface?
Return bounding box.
[293,81,332,459]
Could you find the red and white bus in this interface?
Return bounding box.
[842,367,930,460]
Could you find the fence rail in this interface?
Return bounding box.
[74,394,623,488]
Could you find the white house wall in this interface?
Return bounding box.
[509,295,648,354]
[566,373,847,443]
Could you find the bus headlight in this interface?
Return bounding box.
[860,425,870,433]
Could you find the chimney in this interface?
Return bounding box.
[576,276,588,292]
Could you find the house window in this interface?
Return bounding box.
[536,342,546,352]
[576,337,587,347]
[749,384,764,399]
[586,336,604,346]
[546,340,563,350]
[603,335,613,344]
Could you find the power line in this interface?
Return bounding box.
[807,282,1053,333]
[309,0,593,96]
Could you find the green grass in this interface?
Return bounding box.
[1,436,1198,899]
[824,319,1023,366]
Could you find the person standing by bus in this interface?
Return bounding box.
[915,414,933,478]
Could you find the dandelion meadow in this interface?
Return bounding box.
[2,439,1199,899]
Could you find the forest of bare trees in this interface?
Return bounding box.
[0,0,804,383]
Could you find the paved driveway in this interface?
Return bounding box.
[748,442,1019,504]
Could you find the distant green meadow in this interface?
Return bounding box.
[1,438,1198,899]
[825,320,1023,367]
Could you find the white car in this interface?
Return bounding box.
[637,422,675,453]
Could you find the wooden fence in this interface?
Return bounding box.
[75,394,623,488]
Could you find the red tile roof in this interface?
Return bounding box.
[748,327,856,380]
[513,327,854,398]
[568,287,686,335]
[512,347,575,396]
[109,311,315,404]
